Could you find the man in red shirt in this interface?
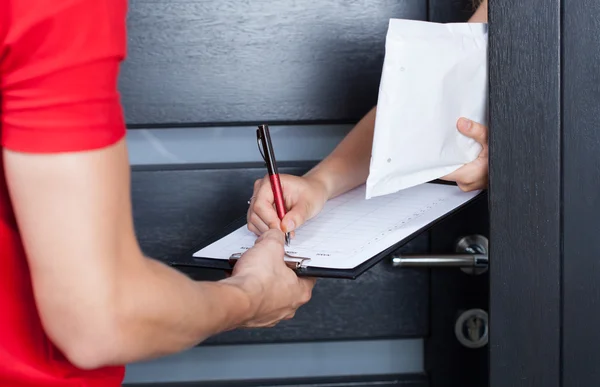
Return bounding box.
[0,1,315,386]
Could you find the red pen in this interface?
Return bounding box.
[257,124,291,246]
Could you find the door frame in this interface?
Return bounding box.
[488,0,600,386]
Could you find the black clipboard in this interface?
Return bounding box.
[167,187,485,280]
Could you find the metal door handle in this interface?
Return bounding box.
[391,234,489,275]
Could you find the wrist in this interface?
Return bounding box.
[304,167,334,200]
[219,275,263,326]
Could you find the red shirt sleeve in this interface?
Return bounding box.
[0,0,128,153]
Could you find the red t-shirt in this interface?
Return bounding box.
[0,1,127,385]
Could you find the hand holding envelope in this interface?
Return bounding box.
[440,117,488,191]
[366,19,488,199]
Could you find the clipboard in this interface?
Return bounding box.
[167,183,484,280]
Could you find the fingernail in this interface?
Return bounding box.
[459,118,472,131]
[283,220,295,232]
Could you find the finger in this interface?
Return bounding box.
[247,221,263,236]
[246,179,263,224]
[302,281,316,300]
[248,212,270,234]
[283,312,296,320]
[243,320,280,329]
[459,170,488,191]
[441,154,485,182]
[253,182,282,230]
[280,199,312,233]
[253,178,264,193]
[458,180,486,192]
[247,205,264,235]
[246,178,263,210]
[454,165,488,191]
[300,276,317,286]
[297,277,317,304]
[449,163,479,186]
[457,118,488,146]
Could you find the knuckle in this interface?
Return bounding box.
[298,287,313,305]
[459,175,477,186]
[249,212,262,225]
[268,221,281,230]
[457,183,471,192]
[303,200,312,214]
[254,200,269,214]
[247,223,261,236]
[284,312,296,320]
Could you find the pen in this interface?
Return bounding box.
[256,124,291,246]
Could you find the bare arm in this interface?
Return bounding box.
[470,0,488,23]
[305,107,377,198]
[305,2,488,198]
[4,141,255,369]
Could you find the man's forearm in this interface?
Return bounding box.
[103,256,253,366]
[6,141,258,370]
[305,106,377,198]
[67,248,255,370]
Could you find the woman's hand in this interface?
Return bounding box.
[442,117,489,191]
[247,174,329,236]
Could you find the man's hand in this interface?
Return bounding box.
[441,117,489,191]
[224,229,316,328]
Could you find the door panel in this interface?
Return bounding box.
[120,0,426,125]
[488,1,561,386]
[563,0,600,385]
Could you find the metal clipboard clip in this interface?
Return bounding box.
[228,252,311,271]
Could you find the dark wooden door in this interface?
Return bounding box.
[121,1,490,386]
[489,0,600,386]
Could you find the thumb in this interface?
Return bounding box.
[457,117,488,146]
[281,199,312,233]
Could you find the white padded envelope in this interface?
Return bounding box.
[366,19,488,199]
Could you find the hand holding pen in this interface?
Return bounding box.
[254,124,291,246]
[247,125,330,242]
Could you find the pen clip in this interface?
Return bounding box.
[256,127,267,164]
[256,124,279,175]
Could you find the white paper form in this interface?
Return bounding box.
[193,183,479,270]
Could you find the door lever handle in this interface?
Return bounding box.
[391,235,489,275]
